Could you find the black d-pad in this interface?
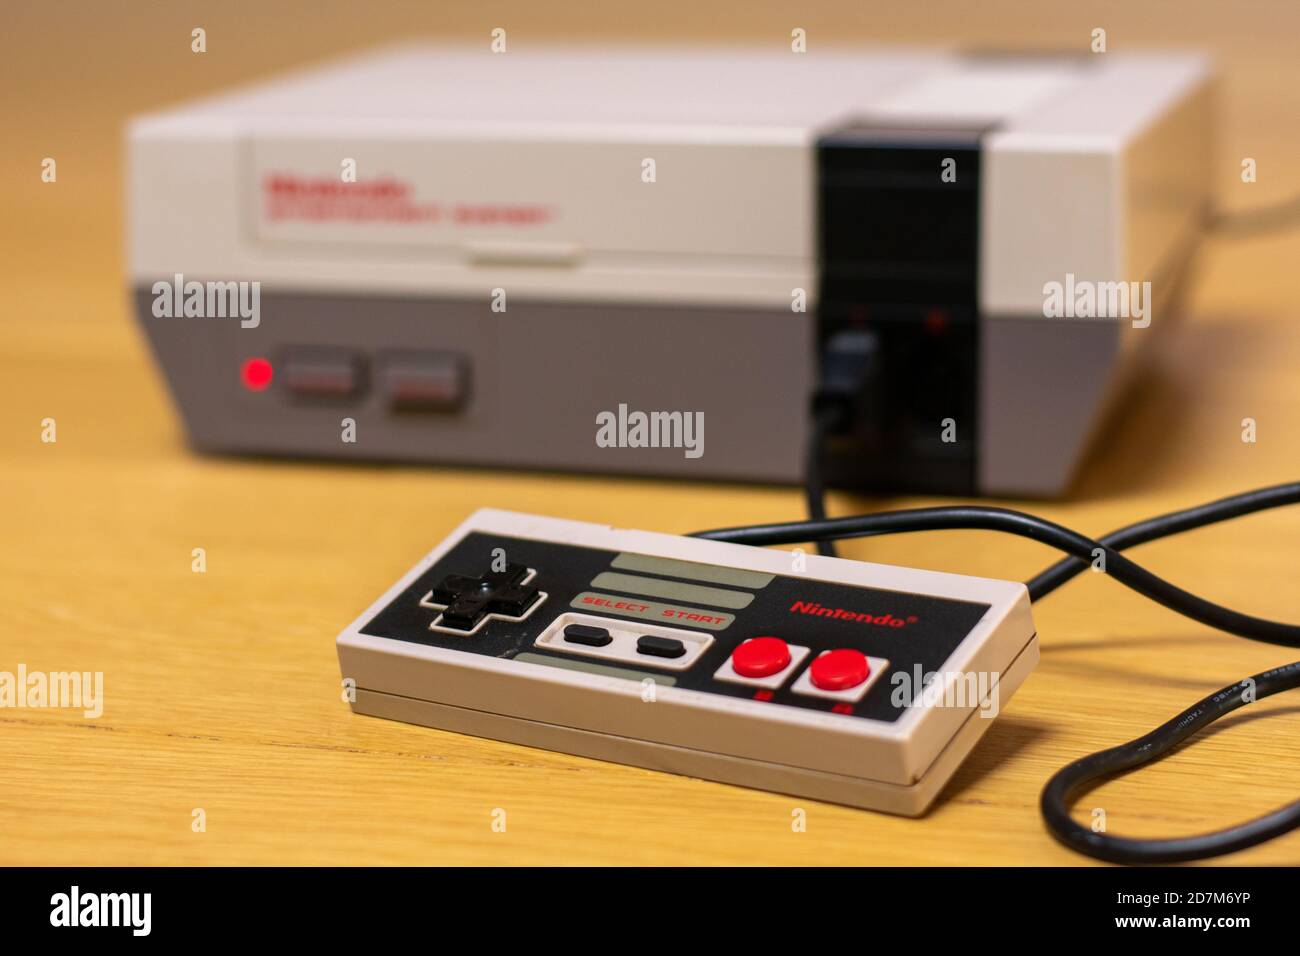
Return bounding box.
[430,563,541,630]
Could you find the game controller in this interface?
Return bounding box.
[336,510,1037,815]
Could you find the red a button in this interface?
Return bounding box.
[732,637,792,678]
[810,649,870,691]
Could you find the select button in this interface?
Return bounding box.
[563,623,612,647]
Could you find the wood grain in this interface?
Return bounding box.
[3,1,1299,865]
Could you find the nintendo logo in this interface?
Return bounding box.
[788,601,918,629]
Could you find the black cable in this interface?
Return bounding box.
[691,502,1300,646]
[1027,482,1300,601]
[1041,661,1300,863]
[689,484,1300,862]
[803,408,838,558]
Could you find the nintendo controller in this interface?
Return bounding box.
[336,510,1037,814]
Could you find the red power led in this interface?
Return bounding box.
[241,357,274,391]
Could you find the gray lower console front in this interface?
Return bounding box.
[134,289,813,483]
[134,287,1160,494]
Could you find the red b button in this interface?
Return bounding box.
[732,637,792,678]
[810,649,870,691]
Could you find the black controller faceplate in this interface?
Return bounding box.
[361,532,993,723]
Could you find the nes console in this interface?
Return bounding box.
[336,510,1038,814]
[128,45,1212,495]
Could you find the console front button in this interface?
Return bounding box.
[380,351,467,411]
[282,347,363,400]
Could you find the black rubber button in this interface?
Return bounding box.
[439,596,490,630]
[490,585,541,617]
[563,624,612,647]
[430,563,539,630]
[637,635,686,658]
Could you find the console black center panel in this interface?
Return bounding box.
[816,121,991,495]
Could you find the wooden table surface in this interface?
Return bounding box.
[3,3,1300,865]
